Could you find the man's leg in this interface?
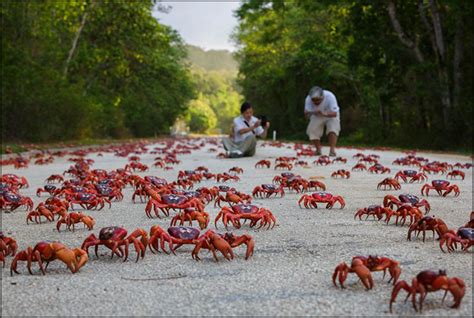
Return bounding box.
[311,139,322,155]
[307,116,324,155]
[222,137,236,152]
[328,132,338,156]
[241,135,257,157]
[326,118,341,156]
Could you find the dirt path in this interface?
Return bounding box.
[1,140,472,316]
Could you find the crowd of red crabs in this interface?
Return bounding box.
[0,138,471,314]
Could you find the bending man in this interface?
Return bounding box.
[304,86,341,156]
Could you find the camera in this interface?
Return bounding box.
[257,115,268,127]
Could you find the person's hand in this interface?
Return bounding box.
[315,110,324,116]
[253,120,261,129]
[264,121,270,129]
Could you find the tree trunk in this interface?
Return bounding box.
[428,0,451,128]
[387,1,424,63]
[452,16,463,110]
[63,2,94,78]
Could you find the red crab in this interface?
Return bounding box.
[1,174,29,188]
[389,270,465,313]
[145,194,204,218]
[178,170,203,183]
[421,180,459,197]
[170,208,210,230]
[354,205,393,221]
[384,205,423,227]
[11,241,88,275]
[148,226,254,261]
[1,192,34,211]
[446,170,465,180]
[331,157,347,164]
[45,174,64,184]
[333,255,401,290]
[0,232,17,267]
[383,194,430,213]
[255,160,271,168]
[394,170,428,183]
[294,160,309,167]
[192,231,255,261]
[358,155,378,165]
[26,203,65,224]
[228,167,243,174]
[252,184,285,198]
[331,170,350,179]
[377,178,401,190]
[56,212,96,232]
[214,204,276,230]
[272,172,296,184]
[125,162,149,172]
[36,185,59,197]
[407,216,450,242]
[313,156,331,166]
[440,228,473,253]
[214,191,252,207]
[216,172,240,182]
[298,192,345,209]
[420,163,447,175]
[351,163,367,171]
[331,169,351,179]
[368,164,390,174]
[69,193,111,210]
[81,226,148,262]
[274,162,293,170]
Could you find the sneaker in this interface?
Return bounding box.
[315,149,322,156]
[229,150,244,158]
[329,151,337,157]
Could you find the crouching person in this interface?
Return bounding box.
[222,102,270,158]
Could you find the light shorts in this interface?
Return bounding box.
[306,115,341,140]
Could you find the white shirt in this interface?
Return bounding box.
[233,115,264,143]
[304,90,340,119]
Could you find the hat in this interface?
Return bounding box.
[309,86,324,99]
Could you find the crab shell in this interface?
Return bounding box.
[262,184,279,191]
[98,226,126,241]
[432,180,450,188]
[402,170,417,177]
[167,226,200,240]
[232,204,259,214]
[311,192,334,200]
[161,194,188,205]
[399,194,420,204]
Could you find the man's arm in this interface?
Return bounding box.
[320,111,338,118]
[237,120,261,135]
[257,122,270,139]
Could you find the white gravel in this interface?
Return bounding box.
[1,139,472,317]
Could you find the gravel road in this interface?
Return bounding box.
[1,139,472,317]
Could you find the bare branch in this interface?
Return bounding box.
[386,1,424,62]
[63,1,96,78]
[417,0,438,56]
[428,0,445,63]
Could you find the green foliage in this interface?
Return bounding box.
[1,0,194,142]
[234,0,473,150]
[184,47,243,134]
[186,98,217,133]
[186,45,238,72]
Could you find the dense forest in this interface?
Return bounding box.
[182,45,242,134]
[1,0,472,151]
[234,0,473,150]
[1,0,194,142]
